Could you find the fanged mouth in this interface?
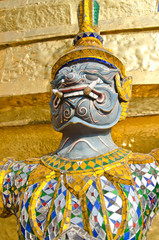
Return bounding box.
[53,84,105,109]
[60,85,99,99]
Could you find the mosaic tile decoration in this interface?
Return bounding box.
[0,148,159,239]
[41,148,131,173]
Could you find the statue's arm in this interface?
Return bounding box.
[0,157,15,217]
[0,157,42,218]
[129,150,159,235]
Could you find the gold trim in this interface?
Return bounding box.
[74,37,103,47]
[113,182,128,240]
[130,178,144,240]
[59,191,71,234]
[96,176,113,240]
[51,48,126,80]
[29,171,57,240]
[0,170,6,214]
[128,153,154,165]
[41,148,132,176]
[27,164,52,185]
[81,194,93,235]
[24,158,41,164]
[44,178,61,232]
[64,172,95,198]
[0,159,15,217]
[104,161,133,185]
[17,185,30,240]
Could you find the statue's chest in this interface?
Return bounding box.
[18,174,143,240]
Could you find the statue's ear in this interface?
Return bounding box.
[115,73,133,121]
[115,73,132,102]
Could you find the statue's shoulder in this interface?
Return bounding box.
[128,149,159,167]
[0,155,53,189]
[150,148,159,164]
[129,151,154,165]
[23,155,55,185]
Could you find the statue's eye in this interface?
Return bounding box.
[85,74,98,81]
[55,78,65,88]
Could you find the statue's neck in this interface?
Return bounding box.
[55,126,118,160]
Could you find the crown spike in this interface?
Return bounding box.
[78,0,100,33]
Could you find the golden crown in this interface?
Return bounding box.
[51,0,127,81]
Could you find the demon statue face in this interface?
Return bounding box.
[50,62,124,132]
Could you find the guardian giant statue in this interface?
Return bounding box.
[0,0,159,239]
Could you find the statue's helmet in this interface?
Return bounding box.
[50,0,132,132]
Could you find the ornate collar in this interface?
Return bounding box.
[41,148,132,174]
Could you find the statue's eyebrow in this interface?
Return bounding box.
[79,69,116,84]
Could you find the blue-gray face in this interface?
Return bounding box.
[50,62,121,131]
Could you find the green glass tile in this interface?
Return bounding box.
[85,165,92,170]
[107,211,111,217]
[68,166,74,171]
[128,213,132,221]
[35,211,41,217]
[49,192,54,198]
[146,188,151,194]
[112,154,120,160]
[54,164,59,168]
[76,166,83,171]
[143,194,148,201]
[125,225,130,232]
[135,230,141,239]
[132,172,137,177]
[91,159,96,163]
[87,210,91,217]
[112,189,118,195]
[62,207,65,214]
[108,160,115,164]
[58,221,61,229]
[139,215,143,226]
[122,189,129,197]
[94,163,102,168]
[31,227,35,235]
[128,202,132,209]
[40,191,46,198]
[138,189,143,195]
[60,166,65,171]
[78,213,83,218]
